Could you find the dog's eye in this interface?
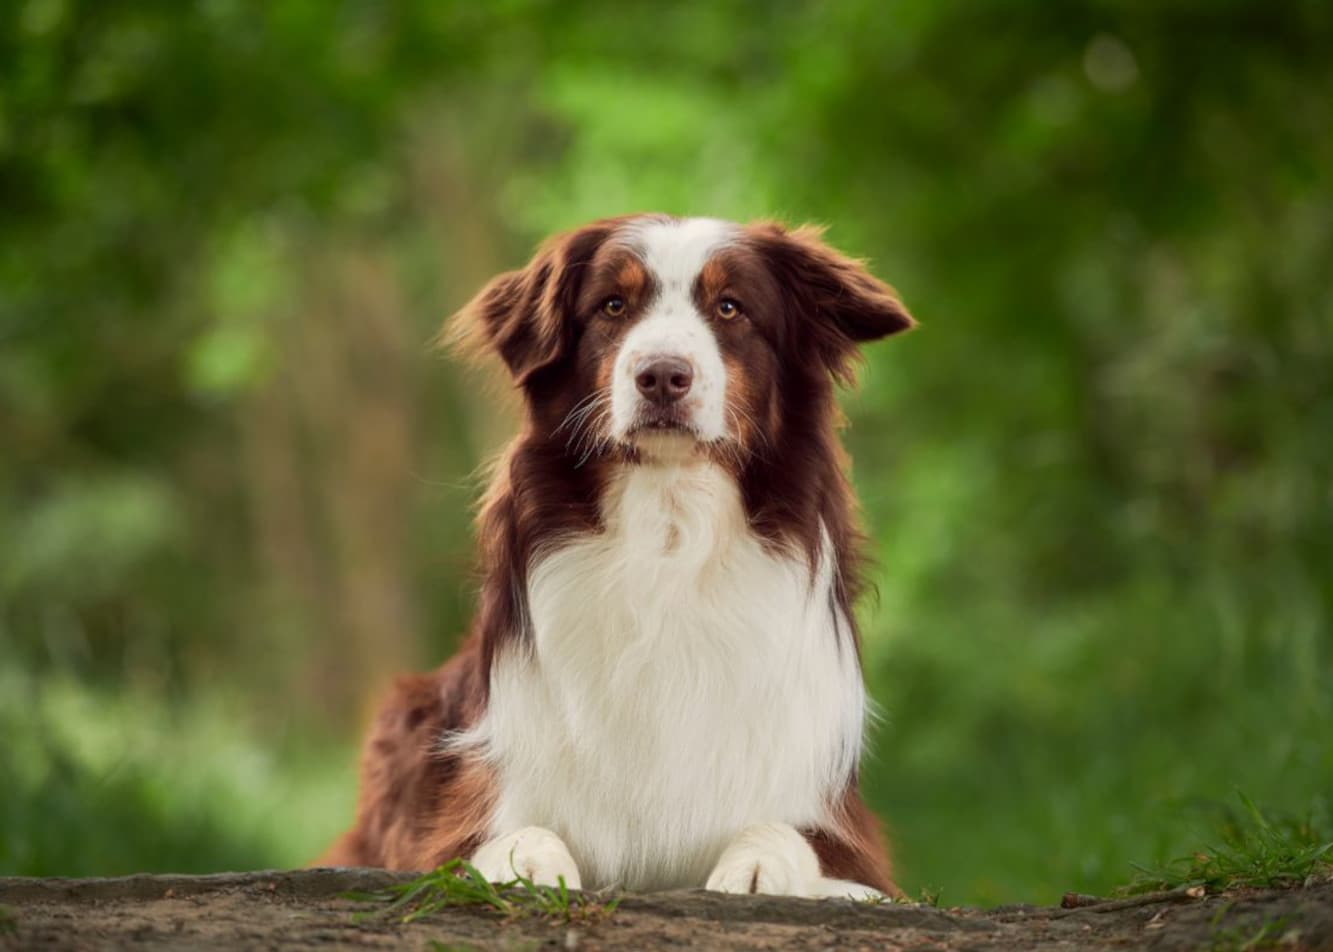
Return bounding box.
[716,299,742,320]
[602,296,626,317]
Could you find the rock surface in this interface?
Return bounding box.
[2,869,1331,950]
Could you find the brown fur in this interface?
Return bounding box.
[320,216,913,895]
[317,648,492,869]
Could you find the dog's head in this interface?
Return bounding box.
[451,215,914,467]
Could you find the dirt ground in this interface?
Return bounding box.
[2,869,1331,951]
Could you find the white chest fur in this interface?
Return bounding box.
[467,461,865,890]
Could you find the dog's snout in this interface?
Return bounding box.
[634,356,694,406]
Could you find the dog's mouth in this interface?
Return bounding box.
[627,406,698,439]
[631,419,694,435]
[625,408,704,462]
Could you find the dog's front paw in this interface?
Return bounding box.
[809,877,886,901]
[705,823,822,897]
[470,826,582,889]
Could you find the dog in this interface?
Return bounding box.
[319,215,915,899]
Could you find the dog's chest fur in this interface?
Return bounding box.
[469,462,865,890]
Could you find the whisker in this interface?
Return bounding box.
[559,389,612,463]
[730,403,770,451]
[566,406,602,455]
[555,390,605,437]
[573,401,615,468]
[723,405,767,466]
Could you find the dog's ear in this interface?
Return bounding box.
[447,222,615,385]
[749,222,915,384]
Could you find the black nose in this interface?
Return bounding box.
[635,356,694,405]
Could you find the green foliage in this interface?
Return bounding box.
[1126,794,1333,894]
[0,669,352,876]
[348,859,619,924]
[2,0,1331,906]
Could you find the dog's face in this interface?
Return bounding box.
[453,215,913,466]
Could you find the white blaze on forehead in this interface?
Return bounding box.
[625,217,738,291]
[610,218,738,448]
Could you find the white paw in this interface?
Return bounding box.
[705,823,822,897]
[469,826,582,889]
[809,877,885,901]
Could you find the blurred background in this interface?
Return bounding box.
[2,0,1330,906]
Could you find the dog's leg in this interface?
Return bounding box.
[705,823,824,896]
[470,826,582,889]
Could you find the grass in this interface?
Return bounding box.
[1125,793,1333,895]
[858,884,943,908]
[914,885,943,907]
[0,905,16,935]
[346,858,620,924]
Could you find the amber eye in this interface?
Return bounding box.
[716,298,742,320]
[602,296,626,317]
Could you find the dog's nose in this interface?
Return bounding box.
[635,356,694,405]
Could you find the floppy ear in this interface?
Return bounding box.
[750,222,915,384]
[446,223,614,385]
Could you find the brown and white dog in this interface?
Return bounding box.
[320,215,915,899]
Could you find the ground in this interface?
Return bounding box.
[2,869,1331,951]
